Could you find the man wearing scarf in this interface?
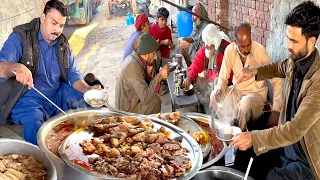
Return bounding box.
[183,24,231,114]
[179,3,209,66]
[210,22,283,131]
[116,33,169,115]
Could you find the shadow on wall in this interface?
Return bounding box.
[266,0,320,62]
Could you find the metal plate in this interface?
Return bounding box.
[59,115,202,180]
[150,113,212,159]
[184,113,229,169]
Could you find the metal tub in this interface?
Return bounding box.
[191,166,254,180]
[0,139,57,180]
[37,108,130,180]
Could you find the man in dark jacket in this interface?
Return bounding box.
[0,0,100,144]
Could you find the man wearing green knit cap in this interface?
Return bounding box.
[115,32,169,114]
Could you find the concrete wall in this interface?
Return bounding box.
[266,0,320,61]
[0,0,46,48]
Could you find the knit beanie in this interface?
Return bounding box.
[137,32,158,55]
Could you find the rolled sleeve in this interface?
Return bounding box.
[67,47,83,85]
[0,33,23,82]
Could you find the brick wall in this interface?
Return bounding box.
[207,0,274,46]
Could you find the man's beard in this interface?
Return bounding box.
[205,48,216,69]
[205,48,214,59]
[146,60,155,66]
[289,46,308,61]
[193,18,202,29]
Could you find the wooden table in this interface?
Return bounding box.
[167,73,200,112]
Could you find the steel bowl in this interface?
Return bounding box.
[216,126,242,144]
[37,108,130,180]
[191,166,254,180]
[0,139,57,180]
[181,84,195,96]
[84,89,109,108]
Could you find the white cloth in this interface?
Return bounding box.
[201,24,222,51]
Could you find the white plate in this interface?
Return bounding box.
[84,89,109,108]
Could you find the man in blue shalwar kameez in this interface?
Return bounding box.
[0,0,100,144]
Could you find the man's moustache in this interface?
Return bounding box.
[51,32,59,36]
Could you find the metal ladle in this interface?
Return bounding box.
[12,71,86,127]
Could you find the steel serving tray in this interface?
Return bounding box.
[59,114,203,180]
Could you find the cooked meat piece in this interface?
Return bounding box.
[88,157,98,164]
[96,144,110,155]
[113,122,133,132]
[109,148,120,158]
[173,149,185,156]
[80,140,96,153]
[168,156,192,170]
[163,143,181,151]
[131,146,143,154]
[122,116,138,123]
[142,118,153,128]
[132,132,146,142]
[91,138,102,146]
[0,161,6,173]
[161,149,172,157]
[156,133,169,145]
[110,138,120,148]
[148,143,162,152]
[7,168,26,180]
[0,172,10,180]
[128,128,146,136]
[145,134,158,144]
[93,124,104,132]
[158,126,166,133]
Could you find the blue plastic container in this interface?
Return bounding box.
[177,9,193,37]
[126,13,134,26]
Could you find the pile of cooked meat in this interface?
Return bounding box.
[154,112,181,126]
[79,116,192,180]
[0,154,47,180]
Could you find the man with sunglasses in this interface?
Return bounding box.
[0,0,99,144]
[210,22,282,131]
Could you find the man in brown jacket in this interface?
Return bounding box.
[115,32,169,114]
[230,1,320,179]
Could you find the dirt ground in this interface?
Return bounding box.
[63,4,197,113]
[64,5,135,108]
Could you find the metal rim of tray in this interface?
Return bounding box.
[150,113,212,159]
[37,108,132,164]
[199,166,255,180]
[183,112,229,169]
[58,113,203,180]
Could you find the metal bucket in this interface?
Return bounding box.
[0,139,57,180]
[191,166,255,180]
[37,108,130,180]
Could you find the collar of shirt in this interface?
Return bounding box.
[38,31,58,47]
[132,52,147,69]
[295,49,316,76]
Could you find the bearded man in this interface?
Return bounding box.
[183,24,231,114]
[116,32,169,115]
[179,3,209,66]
